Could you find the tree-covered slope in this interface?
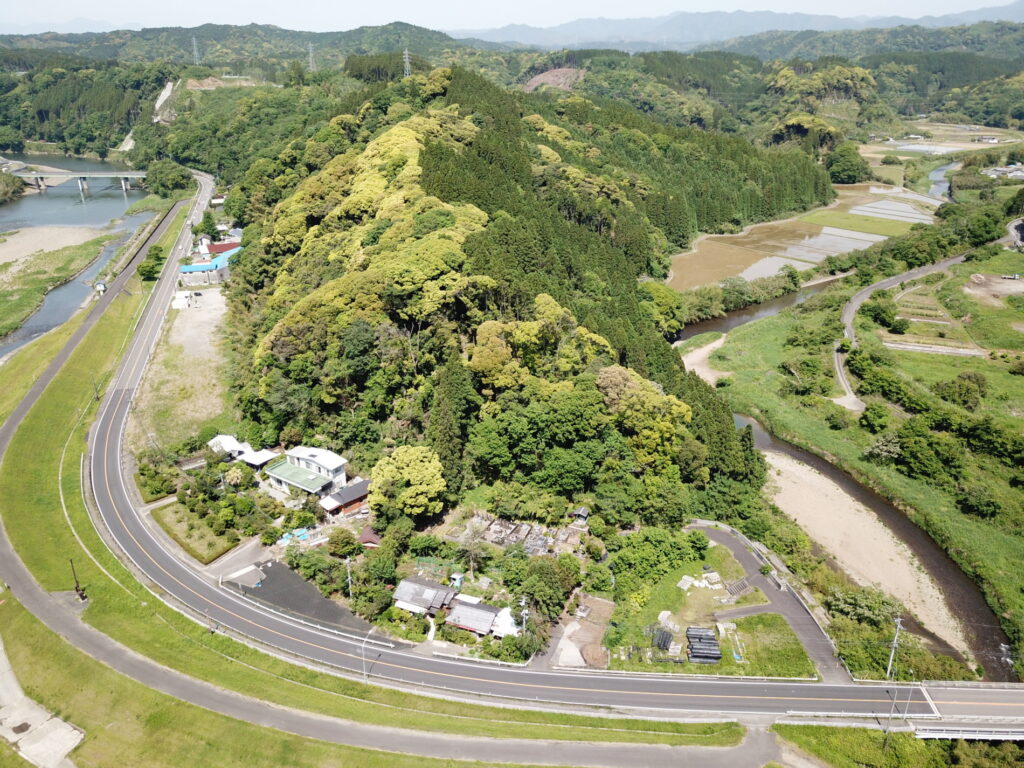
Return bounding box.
[221,68,830,526]
[0,54,176,155]
[0,22,492,67]
[708,21,1024,61]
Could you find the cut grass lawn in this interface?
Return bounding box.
[152,502,237,564]
[0,598,570,768]
[772,724,940,768]
[0,272,742,747]
[799,210,915,238]
[0,309,87,426]
[0,234,117,338]
[0,738,32,768]
[943,249,1024,351]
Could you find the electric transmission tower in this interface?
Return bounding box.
[403,48,411,78]
[308,42,315,72]
[192,36,200,66]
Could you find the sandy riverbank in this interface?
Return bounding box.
[680,333,974,660]
[0,226,107,269]
[763,450,973,660]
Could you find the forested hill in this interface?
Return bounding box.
[219,67,830,527]
[0,22,496,67]
[708,21,1024,60]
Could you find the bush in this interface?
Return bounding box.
[880,155,901,165]
[888,318,910,335]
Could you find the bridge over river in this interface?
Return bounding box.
[11,168,146,193]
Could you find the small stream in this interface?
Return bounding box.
[928,162,959,200]
[679,275,1014,680]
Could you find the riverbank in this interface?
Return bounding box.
[763,450,973,661]
[682,331,975,663]
[0,225,106,265]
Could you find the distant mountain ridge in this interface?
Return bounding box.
[450,1,1024,50]
[0,21,499,65]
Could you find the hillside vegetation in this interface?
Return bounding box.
[709,21,1024,61]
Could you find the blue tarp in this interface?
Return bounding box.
[179,247,241,274]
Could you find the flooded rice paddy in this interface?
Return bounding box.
[668,185,938,291]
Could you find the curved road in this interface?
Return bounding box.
[2,181,1024,760]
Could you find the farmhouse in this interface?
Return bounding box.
[318,476,371,515]
[393,577,456,616]
[265,446,348,496]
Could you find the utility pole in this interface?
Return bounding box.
[885,616,903,680]
[308,42,315,73]
[345,557,353,597]
[70,559,86,602]
[403,48,411,78]
[192,36,200,67]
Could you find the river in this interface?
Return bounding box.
[681,277,1013,680]
[928,162,959,200]
[0,154,154,360]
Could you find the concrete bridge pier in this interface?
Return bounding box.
[120,177,131,192]
[35,177,46,194]
[77,176,89,195]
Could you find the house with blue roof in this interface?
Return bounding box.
[178,246,241,286]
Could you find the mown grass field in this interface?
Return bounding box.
[773,724,940,768]
[0,310,87,425]
[0,598,572,768]
[799,210,914,238]
[941,249,1024,351]
[0,263,743,747]
[0,234,117,338]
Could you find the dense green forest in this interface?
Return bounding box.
[709,21,1024,61]
[164,66,836,651]
[0,22,501,68]
[0,54,175,154]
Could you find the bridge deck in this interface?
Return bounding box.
[12,170,146,178]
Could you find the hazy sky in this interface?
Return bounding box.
[4,0,1008,33]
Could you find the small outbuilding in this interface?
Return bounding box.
[446,598,500,636]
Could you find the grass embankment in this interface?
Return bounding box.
[0,599,564,768]
[773,725,940,768]
[710,279,1024,675]
[0,274,741,746]
[0,311,87,424]
[800,210,914,238]
[0,234,116,338]
[124,192,189,216]
[152,502,236,564]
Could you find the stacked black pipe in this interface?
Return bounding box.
[686,626,721,664]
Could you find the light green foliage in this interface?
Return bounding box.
[369,445,447,523]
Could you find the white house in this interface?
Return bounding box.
[265,446,348,496]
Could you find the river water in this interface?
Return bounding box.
[681,277,1014,679]
[0,154,153,359]
[928,162,958,200]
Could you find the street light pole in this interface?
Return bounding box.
[361,628,372,682]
